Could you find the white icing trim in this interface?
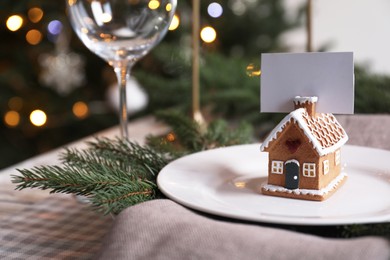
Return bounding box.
[292,110,348,156]
[260,109,303,152]
[260,108,349,156]
[293,96,318,104]
[271,160,284,174]
[262,172,347,196]
[285,159,299,166]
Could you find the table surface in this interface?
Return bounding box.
[1,114,389,259]
[0,116,168,259]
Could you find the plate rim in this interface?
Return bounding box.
[157,144,390,226]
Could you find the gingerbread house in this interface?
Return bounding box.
[260,96,348,201]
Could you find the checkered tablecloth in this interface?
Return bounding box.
[0,117,168,259]
[0,196,113,260]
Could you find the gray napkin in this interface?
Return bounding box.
[336,114,390,150]
[97,115,390,260]
[97,199,389,260]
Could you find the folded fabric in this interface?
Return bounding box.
[336,114,390,150]
[96,199,390,260]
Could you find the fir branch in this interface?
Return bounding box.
[13,165,123,196]
[153,110,253,153]
[146,134,188,159]
[154,110,204,151]
[12,138,169,213]
[12,112,254,215]
[62,138,169,180]
[90,182,157,215]
[203,119,253,149]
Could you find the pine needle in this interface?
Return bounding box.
[12,111,253,215]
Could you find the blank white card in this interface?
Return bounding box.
[260,52,354,114]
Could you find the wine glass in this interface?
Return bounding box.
[66,0,177,138]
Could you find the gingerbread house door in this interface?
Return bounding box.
[285,160,299,189]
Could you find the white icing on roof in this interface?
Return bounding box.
[260,108,348,156]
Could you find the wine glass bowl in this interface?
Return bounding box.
[66,0,177,137]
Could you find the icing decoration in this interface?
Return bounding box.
[260,108,348,156]
[293,96,318,104]
[262,172,347,196]
[285,159,300,166]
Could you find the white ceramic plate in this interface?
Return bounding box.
[157,144,390,225]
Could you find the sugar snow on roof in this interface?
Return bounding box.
[260,108,348,156]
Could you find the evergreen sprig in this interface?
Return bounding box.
[12,111,253,215]
[13,138,166,214]
[147,110,253,156]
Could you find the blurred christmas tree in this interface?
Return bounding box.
[0,0,295,169]
[1,0,390,169]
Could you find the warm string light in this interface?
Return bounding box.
[4,3,251,46]
[246,63,261,77]
[6,15,23,31]
[72,101,89,119]
[26,29,42,45]
[166,3,172,12]
[28,7,43,23]
[200,26,216,43]
[4,111,20,128]
[148,0,160,10]
[166,132,176,142]
[30,110,47,127]
[3,96,91,128]
[6,12,73,47]
[4,97,23,128]
[169,14,180,31]
[3,7,98,130]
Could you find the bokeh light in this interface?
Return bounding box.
[148,0,160,10]
[8,97,23,111]
[26,29,43,45]
[207,2,223,18]
[169,14,180,31]
[72,101,89,119]
[229,1,246,16]
[48,20,63,35]
[6,15,23,32]
[246,63,261,77]
[101,13,112,23]
[4,111,20,128]
[166,3,172,12]
[200,26,217,43]
[28,7,44,23]
[166,132,176,142]
[30,110,47,127]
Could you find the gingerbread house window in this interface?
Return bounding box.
[335,150,341,166]
[303,163,316,177]
[323,160,330,175]
[271,161,283,174]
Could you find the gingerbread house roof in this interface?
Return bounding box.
[260,108,348,156]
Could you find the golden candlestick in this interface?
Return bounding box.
[192,0,205,124]
[306,0,313,52]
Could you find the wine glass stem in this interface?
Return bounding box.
[114,64,133,139]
